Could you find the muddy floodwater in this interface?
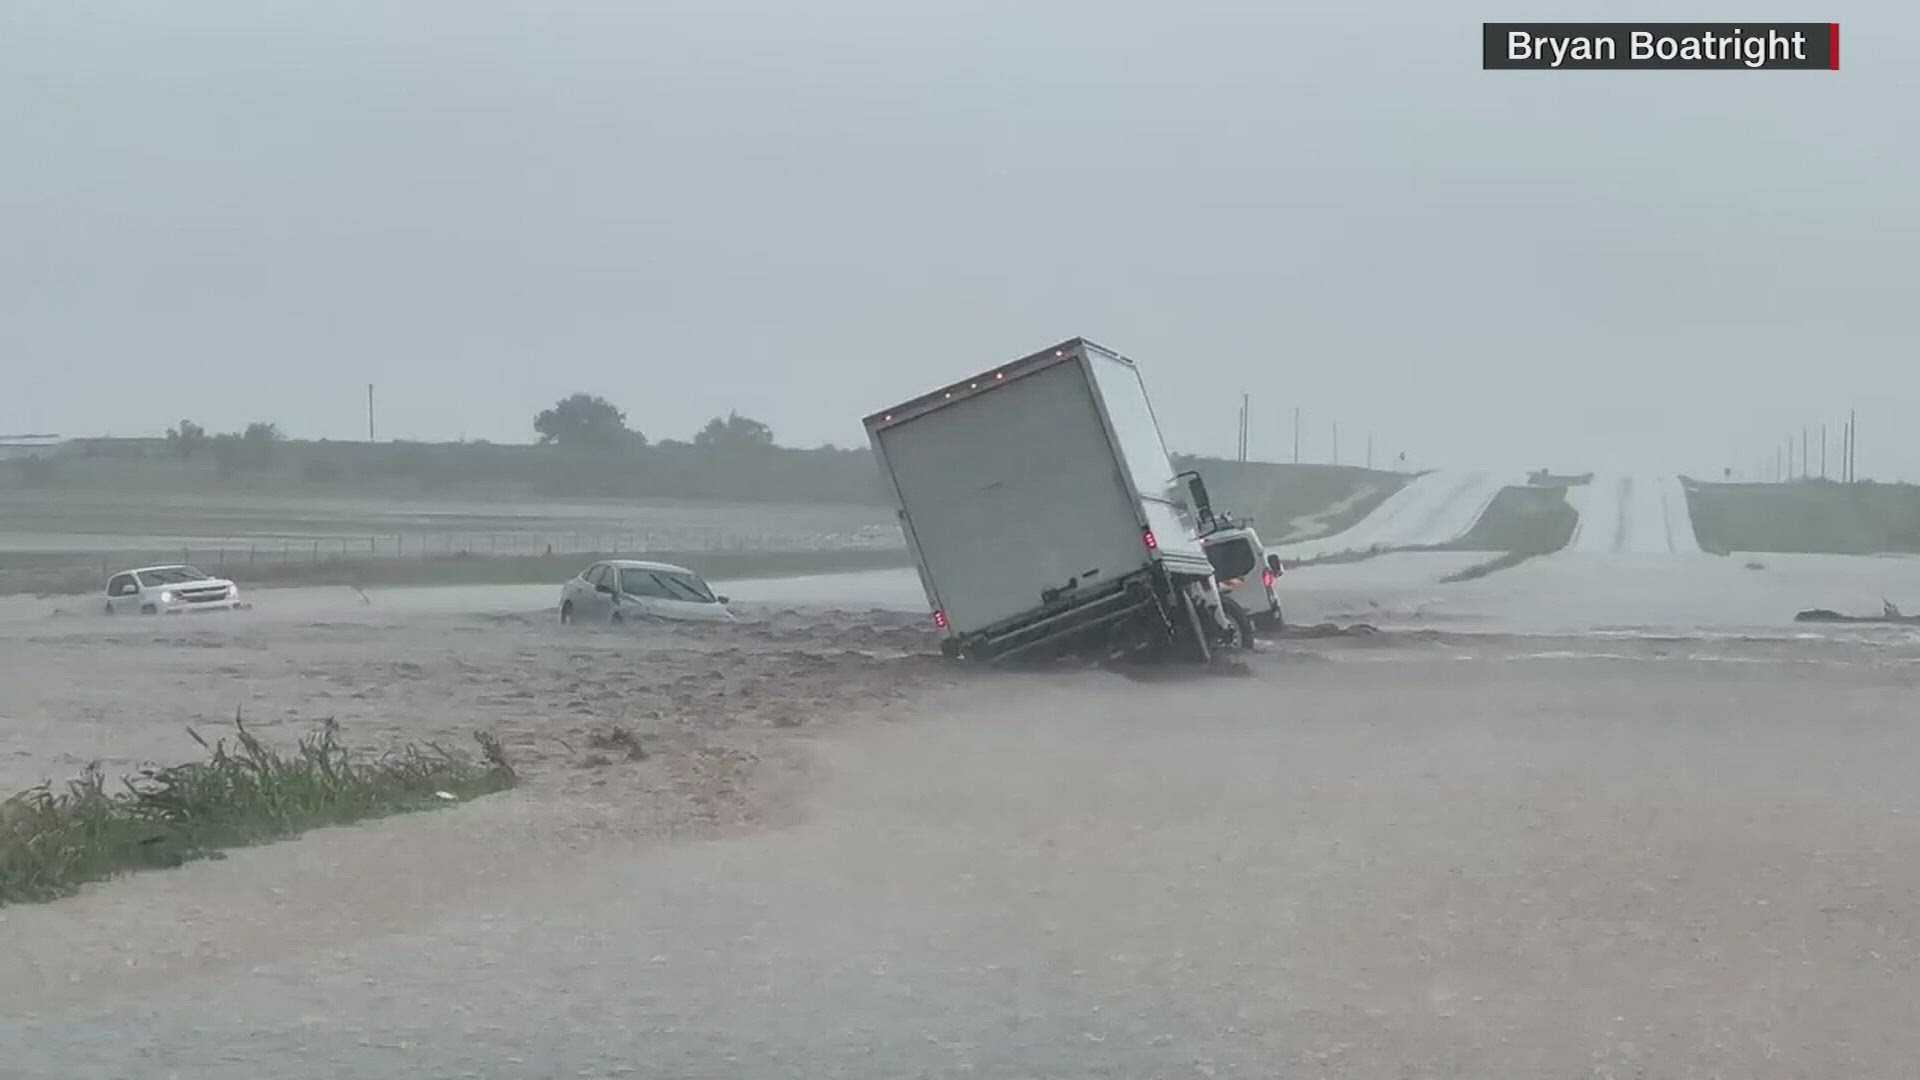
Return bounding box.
[4,552,1920,1076]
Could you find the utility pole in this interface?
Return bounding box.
[1821,423,1828,480]
[1367,431,1374,470]
[367,384,376,443]
[1238,393,1249,463]
[1849,409,1857,483]
[1292,408,1300,464]
[1332,422,1340,466]
[1801,427,1808,480]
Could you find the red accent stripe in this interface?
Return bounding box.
[1830,23,1840,70]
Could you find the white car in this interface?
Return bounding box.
[104,565,245,615]
[557,560,735,625]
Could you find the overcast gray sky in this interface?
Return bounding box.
[4,2,1912,477]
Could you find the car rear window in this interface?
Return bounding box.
[1205,537,1258,580]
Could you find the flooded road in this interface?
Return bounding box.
[10,544,1920,1076]
[13,550,1920,644]
[8,650,1920,1078]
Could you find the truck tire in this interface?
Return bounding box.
[1220,594,1256,650]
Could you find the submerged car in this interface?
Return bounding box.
[558,559,735,625]
[104,565,245,615]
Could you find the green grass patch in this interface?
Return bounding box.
[0,715,515,906]
[1283,543,1437,569]
[1440,550,1540,583]
[1449,485,1578,555]
[1684,479,1920,554]
[14,547,913,597]
[1527,470,1593,486]
[1434,486,1576,582]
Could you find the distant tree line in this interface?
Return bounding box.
[7,400,879,503]
[166,419,286,476]
[531,393,779,452]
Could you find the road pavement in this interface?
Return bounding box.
[1568,474,1702,554]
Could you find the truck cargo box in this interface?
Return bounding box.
[864,338,1218,660]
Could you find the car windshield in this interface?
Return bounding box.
[619,568,715,602]
[655,571,716,603]
[138,566,207,584]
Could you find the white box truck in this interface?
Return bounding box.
[863,337,1250,662]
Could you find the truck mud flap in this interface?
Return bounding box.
[1174,588,1212,663]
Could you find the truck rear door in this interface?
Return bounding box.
[875,357,1151,636]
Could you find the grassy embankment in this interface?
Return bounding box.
[1685,479,1920,555]
[1175,458,1412,541]
[7,437,891,503]
[1,716,514,906]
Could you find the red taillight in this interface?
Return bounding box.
[932,609,949,629]
[1262,568,1275,587]
[1142,528,1158,551]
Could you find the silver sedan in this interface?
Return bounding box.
[558,559,735,625]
